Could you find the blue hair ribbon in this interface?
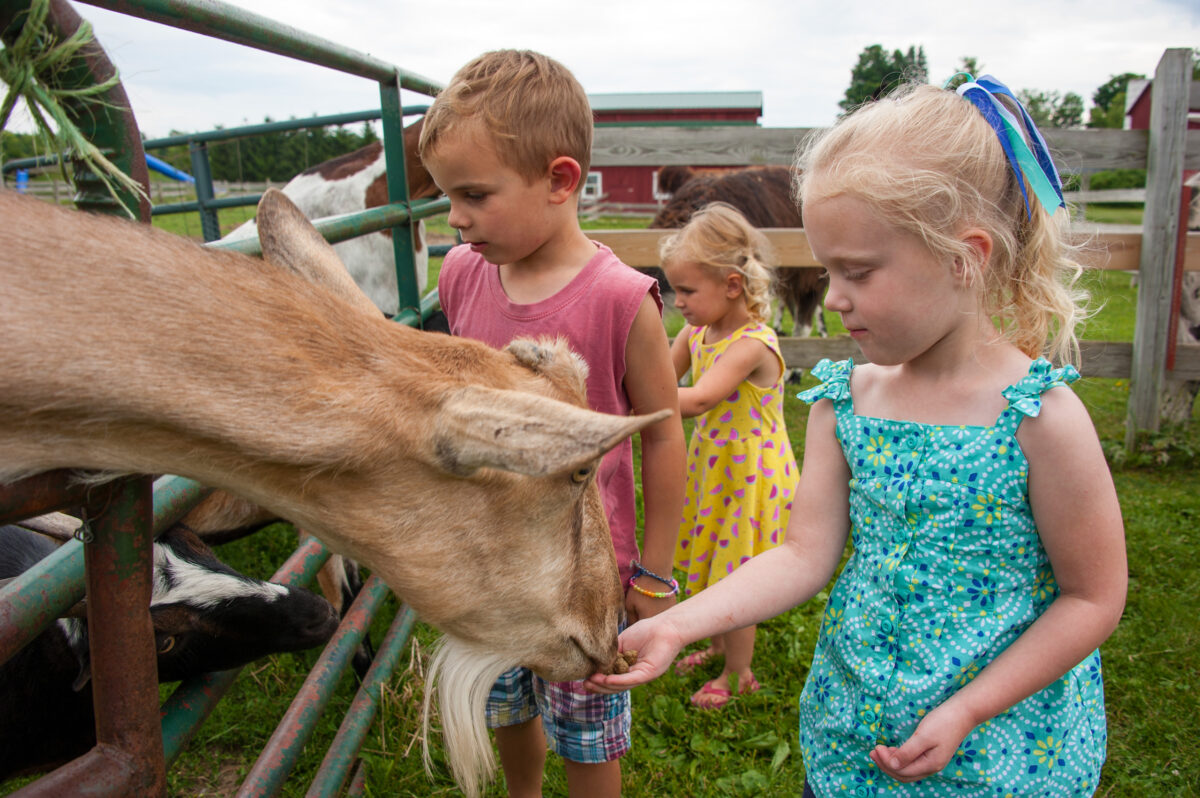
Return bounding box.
[945,73,1065,218]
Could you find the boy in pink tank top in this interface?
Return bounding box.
[421,50,686,797]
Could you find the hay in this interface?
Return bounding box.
[1,0,146,215]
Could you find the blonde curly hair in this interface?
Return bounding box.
[795,82,1088,365]
[658,202,777,324]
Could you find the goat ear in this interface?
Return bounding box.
[255,188,382,318]
[433,386,670,477]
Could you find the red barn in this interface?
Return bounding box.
[586,91,763,206]
[1123,79,1200,132]
[1125,78,1200,186]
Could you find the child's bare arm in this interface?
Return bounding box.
[677,337,778,418]
[589,398,852,691]
[670,325,693,383]
[624,294,687,622]
[873,387,1126,781]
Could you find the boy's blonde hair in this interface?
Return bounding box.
[659,202,776,324]
[419,50,593,186]
[795,82,1087,365]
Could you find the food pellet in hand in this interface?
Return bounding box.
[612,649,639,673]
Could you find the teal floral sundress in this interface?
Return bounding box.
[796,358,1107,798]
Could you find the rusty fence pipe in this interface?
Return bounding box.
[85,475,165,796]
[160,534,333,763]
[0,470,92,523]
[306,604,418,798]
[0,538,85,667]
[13,476,166,797]
[236,574,392,798]
[151,475,213,531]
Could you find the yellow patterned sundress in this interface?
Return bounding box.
[673,321,798,596]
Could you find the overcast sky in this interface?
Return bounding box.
[12,0,1200,138]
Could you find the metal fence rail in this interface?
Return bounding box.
[0,0,444,794]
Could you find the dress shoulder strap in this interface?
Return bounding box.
[796,358,854,413]
[994,357,1081,432]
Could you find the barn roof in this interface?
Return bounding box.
[588,91,763,113]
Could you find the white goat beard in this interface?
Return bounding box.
[423,635,515,798]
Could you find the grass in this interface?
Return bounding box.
[9,209,1193,797]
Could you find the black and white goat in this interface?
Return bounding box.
[0,522,340,780]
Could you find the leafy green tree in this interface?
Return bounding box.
[839,44,929,113]
[1052,92,1084,128]
[957,56,983,78]
[1017,89,1084,129]
[1,129,39,163]
[1087,72,1144,129]
[943,56,984,89]
[182,118,379,183]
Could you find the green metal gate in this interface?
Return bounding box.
[0,0,447,793]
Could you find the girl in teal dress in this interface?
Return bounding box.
[589,74,1127,797]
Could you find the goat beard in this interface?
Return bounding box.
[422,636,514,797]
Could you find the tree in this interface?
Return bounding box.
[957,56,984,79]
[1052,92,1084,128]
[1017,89,1084,129]
[1087,72,1144,129]
[839,44,929,113]
[1,129,39,163]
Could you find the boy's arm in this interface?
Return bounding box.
[872,387,1127,781]
[624,294,686,623]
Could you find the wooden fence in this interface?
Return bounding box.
[586,48,1200,438]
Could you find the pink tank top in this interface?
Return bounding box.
[438,243,660,584]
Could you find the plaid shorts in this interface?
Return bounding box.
[484,666,631,764]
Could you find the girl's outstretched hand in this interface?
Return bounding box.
[869,700,974,782]
[585,615,683,694]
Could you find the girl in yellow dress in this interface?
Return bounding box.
[660,202,799,708]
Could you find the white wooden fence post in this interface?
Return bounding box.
[1126,48,1192,448]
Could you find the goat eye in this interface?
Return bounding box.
[571,467,592,484]
[158,636,176,654]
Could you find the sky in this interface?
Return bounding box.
[9,0,1200,139]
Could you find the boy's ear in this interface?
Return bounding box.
[547,156,583,203]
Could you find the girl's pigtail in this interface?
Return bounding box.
[740,249,777,325]
[999,202,1090,366]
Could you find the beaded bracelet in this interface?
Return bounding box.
[628,562,679,599]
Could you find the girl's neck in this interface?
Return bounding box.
[857,324,1030,426]
[703,303,753,343]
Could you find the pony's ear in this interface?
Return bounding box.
[255,189,382,318]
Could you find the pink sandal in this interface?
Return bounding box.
[674,647,718,675]
[689,675,761,709]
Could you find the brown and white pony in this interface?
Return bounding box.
[222,119,441,315]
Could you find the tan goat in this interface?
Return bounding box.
[0,188,665,795]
